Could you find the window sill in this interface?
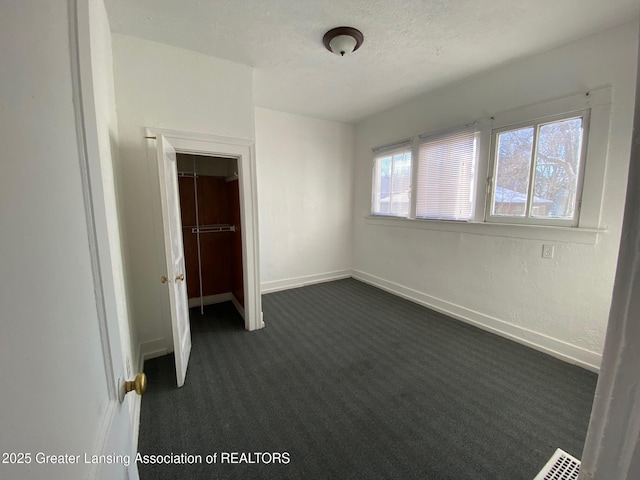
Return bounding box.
[364,215,604,245]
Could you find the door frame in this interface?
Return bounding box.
[148,128,264,332]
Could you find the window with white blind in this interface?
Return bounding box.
[367,89,610,241]
[371,140,413,217]
[416,126,479,221]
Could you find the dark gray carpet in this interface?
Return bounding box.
[138,278,597,480]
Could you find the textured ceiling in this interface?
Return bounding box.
[104,0,640,124]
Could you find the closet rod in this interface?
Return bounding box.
[191,224,236,234]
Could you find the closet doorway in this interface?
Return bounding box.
[150,128,263,335]
[151,129,263,387]
[176,154,245,317]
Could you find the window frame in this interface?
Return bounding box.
[370,139,413,218]
[485,110,590,227]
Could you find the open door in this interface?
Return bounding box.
[156,134,192,387]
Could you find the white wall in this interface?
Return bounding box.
[255,108,355,292]
[352,21,639,371]
[111,34,255,360]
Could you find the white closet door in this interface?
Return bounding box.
[156,135,192,387]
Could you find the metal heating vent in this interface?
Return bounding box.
[533,448,581,480]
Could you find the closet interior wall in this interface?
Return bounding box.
[177,154,244,312]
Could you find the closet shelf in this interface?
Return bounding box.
[190,224,236,234]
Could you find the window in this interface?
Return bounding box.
[367,89,609,239]
[371,140,412,217]
[487,112,588,226]
[416,125,479,221]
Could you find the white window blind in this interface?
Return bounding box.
[416,126,479,221]
[371,139,412,217]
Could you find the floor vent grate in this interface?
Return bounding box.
[533,448,581,480]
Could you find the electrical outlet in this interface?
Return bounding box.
[542,244,555,259]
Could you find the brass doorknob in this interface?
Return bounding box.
[160,276,168,283]
[124,373,147,396]
[175,274,185,281]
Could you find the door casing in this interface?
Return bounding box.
[149,128,264,335]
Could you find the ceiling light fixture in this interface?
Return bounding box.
[323,26,364,57]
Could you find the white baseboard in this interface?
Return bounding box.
[352,269,601,372]
[188,292,233,308]
[231,294,245,319]
[189,292,248,324]
[138,338,170,366]
[261,269,352,294]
